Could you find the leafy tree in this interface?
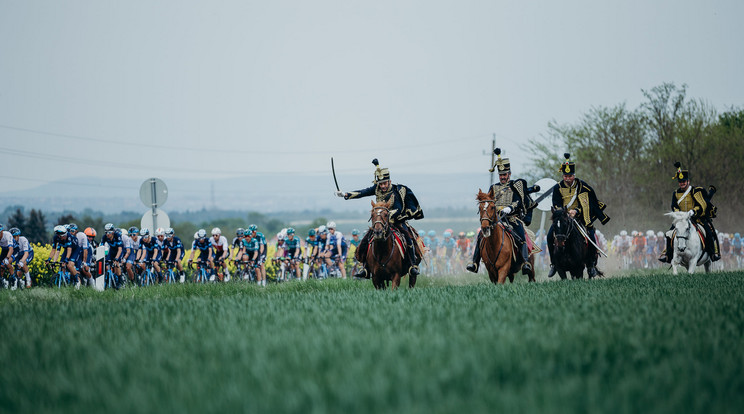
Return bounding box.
[26,209,48,244]
[57,214,76,226]
[7,208,27,231]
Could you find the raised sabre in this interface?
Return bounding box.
[331,157,340,192]
[571,217,608,258]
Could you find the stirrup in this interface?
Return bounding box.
[354,268,369,279]
[466,262,478,273]
[409,265,419,277]
[521,262,532,274]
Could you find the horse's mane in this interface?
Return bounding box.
[371,199,393,211]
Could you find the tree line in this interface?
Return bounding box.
[526,82,743,235]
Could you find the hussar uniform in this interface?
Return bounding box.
[660,162,719,262]
[546,153,610,278]
[467,149,536,273]
[342,159,424,277]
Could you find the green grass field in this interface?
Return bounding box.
[1,272,743,414]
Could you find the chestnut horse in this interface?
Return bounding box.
[365,200,415,290]
[476,189,536,284]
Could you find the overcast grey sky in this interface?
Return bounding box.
[1,0,742,194]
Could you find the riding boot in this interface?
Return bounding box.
[521,243,532,274]
[710,234,721,262]
[466,233,481,273]
[659,236,673,263]
[407,243,419,277]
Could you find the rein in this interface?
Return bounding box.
[370,205,395,268]
[477,198,507,267]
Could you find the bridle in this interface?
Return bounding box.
[553,211,575,249]
[371,205,390,237]
[675,219,692,252]
[477,199,501,230]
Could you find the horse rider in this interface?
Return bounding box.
[466,148,536,274]
[546,153,610,278]
[336,159,424,278]
[658,162,720,263]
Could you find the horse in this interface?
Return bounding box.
[549,207,591,279]
[476,189,536,284]
[665,211,711,274]
[365,199,415,290]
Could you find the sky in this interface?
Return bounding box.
[1,0,742,201]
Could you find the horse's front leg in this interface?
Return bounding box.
[497,267,509,284]
[687,260,696,274]
[391,274,401,289]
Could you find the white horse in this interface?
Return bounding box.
[664,211,711,274]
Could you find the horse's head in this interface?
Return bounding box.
[551,207,572,249]
[370,199,392,240]
[476,188,497,238]
[665,211,692,251]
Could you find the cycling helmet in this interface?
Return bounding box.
[156,228,165,236]
[236,228,245,236]
[287,228,295,235]
[353,229,361,236]
[277,233,285,241]
[326,221,336,229]
[458,231,465,238]
[248,224,258,232]
[657,231,664,238]
[620,230,627,236]
[428,230,436,237]
[417,230,424,237]
[243,229,252,237]
[466,231,475,238]
[318,225,327,234]
[736,233,741,238]
[308,229,317,237]
[68,223,78,231]
[445,228,453,235]
[104,223,115,232]
[120,229,128,236]
[9,227,21,236]
[165,227,175,237]
[140,228,150,236]
[129,226,140,235]
[54,225,67,234]
[197,229,207,239]
[211,227,221,236]
[443,231,452,238]
[84,227,97,237]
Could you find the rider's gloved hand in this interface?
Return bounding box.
[502,206,512,215]
[687,210,695,218]
[334,191,345,198]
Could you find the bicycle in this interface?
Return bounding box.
[10,262,27,290]
[104,261,121,290]
[50,261,72,288]
[191,260,211,284]
[139,261,158,287]
[163,261,179,284]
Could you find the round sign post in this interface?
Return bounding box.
[139,178,169,232]
[141,209,171,234]
[532,178,558,238]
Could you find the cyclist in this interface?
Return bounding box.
[123,227,140,285]
[231,228,245,262]
[163,228,186,282]
[210,227,230,282]
[440,231,457,267]
[188,229,214,280]
[425,230,439,258]
[247,224,267,285]
[349,229,361,248]
[84,227,98,281]
[456,231,470,262]
[284,228,302,279]
[48,224,83,288]
[240,229,262,284]
[0,224,15,285]
[9,227,33,288]
[322,221,347,278]
[100,223,126,288]
[68,224,94,287]
[274,231,287,259]
[137,228,162,283]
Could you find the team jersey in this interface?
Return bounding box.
[231,236,242,249]
[140,237,161,261]
[164,236,184,254]
[102,231,124,250]
[284,237,301,254]
[252,232,266,253]
[12,236,34,261]
[0,231,12,248]
[441,237,456,255]
[456,238,470,253]
[349,238,361,248]
[325,231,347,251]
[241,237,260,253]
[305,236,320,256]
[192,238,212,254]
[211,235,229,258]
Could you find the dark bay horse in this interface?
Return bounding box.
[476,189,536,284]
[365,200,415,290]
[549,207,591,279]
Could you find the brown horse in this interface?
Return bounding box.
[365,200,414,290]
[476,188,536,284]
